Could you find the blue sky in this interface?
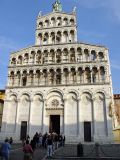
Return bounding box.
[0,0,120,93]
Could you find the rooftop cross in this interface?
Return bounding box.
[52,0,62,12]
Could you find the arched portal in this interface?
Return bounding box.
[45,91,64,134]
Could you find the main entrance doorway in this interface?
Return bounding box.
[84,122,91,142]
[20,121,27,140]
[49,115,60,134]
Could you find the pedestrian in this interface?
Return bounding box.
[9,137,13,145]
[46,135,53,158]
[77,142,83,157]
[26,135,30,142]
[30,139,36,158]
[1,138,11,160]
[23,140,33,160]
[38,133,42,147]
[62,135,65,146]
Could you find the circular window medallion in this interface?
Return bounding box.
[51,99,59,108]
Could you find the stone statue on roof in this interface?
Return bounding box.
[73,6,77,13]
[52,0,62,12]
[38,11,42,17]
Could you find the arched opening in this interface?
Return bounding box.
[30,51,35,64]
[36,50,41,64]
[57,17,62,26]
[43,69,47,85]
[45,19,49,27]
[56,31,61,43]
[18,55,22,65]
[24,53,29,64]
[51,32,55,44]
[77,47,82,62]
[70,48,75,62]
[91,50,97,61]
[92,67,98,83]
[29,70,34,85]
[16,71,21,86]
[78,67,83,83]
[56,49,62,63]
[44,50,48,63]
[70,18,75,25]
[71,68,76,84]
[43,33,49,44]
[63,17,68,26]
[63,48,68,62]
[11,58,16,65]
[98,52,104,61]
[51,17,56,26]
[39,22,43,28]
[100,66,105,82]
[56,68,61,84]
[85,67,91,83]
[10,71,15,86]
[22,71,27,86]
[49,69,55,85]
[70,30,75,43]
[36,70,41,85]
[63,68,69,84]
[84,49,89,61]
[38,33,42,45]
[63,31,68,43]
[49,49,55,63]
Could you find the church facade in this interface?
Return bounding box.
[1,1,113,142]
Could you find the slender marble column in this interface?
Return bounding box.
[14,100,19,133]
[41,99,44,134]
[63,98,67,135]
[28,99,32,135]
[77,98,80,136]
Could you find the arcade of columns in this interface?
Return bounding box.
[9,47,108,87]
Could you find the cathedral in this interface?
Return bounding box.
[1,0,113,142]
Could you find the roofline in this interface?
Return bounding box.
[0,90,5,93]
[37,11,75,20]
[11,41,108,55]
[114,94,120,99]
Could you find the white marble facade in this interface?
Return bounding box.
[1,1,113,143]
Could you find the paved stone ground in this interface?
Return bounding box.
[43,144,120,160]
[9,144,46,160]
[1,143,120,160]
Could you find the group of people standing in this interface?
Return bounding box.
[23,132,65,159]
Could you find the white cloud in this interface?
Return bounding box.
[77,0,107,9]
[75,0,120,23]
[111,59,120,70]
[109,0,120,22]
[79,30,106,39]
[0,36,19,50]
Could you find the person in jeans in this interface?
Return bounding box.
[23,140,33,160]
[46,135,53,158]
[1,138,11,160]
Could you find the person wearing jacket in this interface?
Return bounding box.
[23,140,33,160]
[1,138,11,160]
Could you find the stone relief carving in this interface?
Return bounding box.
[82,95,91,105]
[46,95,64,109]
[95,95,104,104]
[22,98,29,106]
[34,98,41,105]
[51,99,59,108]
